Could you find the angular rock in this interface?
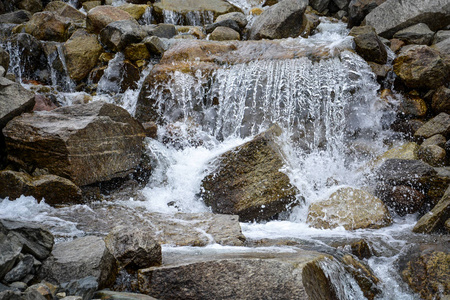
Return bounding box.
[422,134,447,149]
[3,101,146,186]
[349,25,387,64]
[124,43,150,61]
[117,4,148,20]
[39,236,117,288]
[0,77,35,128]
[4,254,34,283]
[249,0,308,40]
[215,12,247,29]
[100,19,146,52]
[375,159,437,188]
[0,233,22,280]
[415,113,450,140]
[432,86,450,115]
[201,125,299,222]
[418,144,447,167]
[307,187,392,230]
[104,225,161,270]
[143,24,177,39]
[393,23,434,45]
[0,291,22,300]
[205,19,240,34]
[61,276,98,300]
[94,290,158,300]
[397,93,427,118]
[393,45,450,90]
[376,184,426,216]
[432,30,450,45]
[13,0,42,13]
[44,1,86,24]
[0,171,83,205]
[431,37,450,56]
[0,48,8,74]
[209,26,240,41]
[143,36,165,55]
[0,10,31,24]
[364,0,450,38]
[86,5,134,34]
[414,185,450,233]
[309,0,330,12]
[347,0,386,28]
[33,94,57,112]
[98,56,140,93]
[332,0,350,10]
[23,11,70,42]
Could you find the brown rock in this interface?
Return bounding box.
[117,4,149,20]
[33,94,57,111]
[432,86,450,115]
[23,11,70,42]
[349,25,387,64]
[86,5,134,33]
[389,38,404,53]
[414,185,450,233]
[376,184,426,216]
[415,113,450,140]
[418,144,447,167]
[44,1,86,24]
[397,92,427,118]
[209,26,240,41]
[142,122,157,138]
[124,43,151,61]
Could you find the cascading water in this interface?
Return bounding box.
[162,9,215,26]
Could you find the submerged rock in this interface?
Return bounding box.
[3,101,145,186]
[248,0,308,40]
[201,125,299,222]
[306,187,392,230]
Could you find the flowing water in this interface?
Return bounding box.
[1,17,442,299]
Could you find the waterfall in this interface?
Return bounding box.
[162,10,215,26]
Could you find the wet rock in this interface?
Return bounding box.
[0,233,22,280]
[347,0,386,28]
[94,290,158,300]
[215,12,247,29]
[341,254,381,299]
[309,0,330,12]
[415,113,450,140]
[143,24,177,39]
[98,57,140,92]
[44,1,86,25]
[201,125,299,222]
[389,38,404,53]
[3,101,145,186]
[0,10,31,24]
[0,291,22,300]
[4,254,34,283]
[143,36,165,55]
[209,27,240,41]
[418,144,447,167]
[393,45,450,90]
[22,11,70,42]
[397,92,427,118]
[0,171,83,205]
[104,225,161,270]
[33,94,57,111]
[300,11,320,38]
[0,77,35,128]
[368,62,390,81]
[124,43,150,61]
[139,250,325,299]
[14,0,42,14]
[351,239,373,259]
[401,250,449,299]
[100,19,146,52]
[205,19,240,34]
[142,122,157,138]
[249,0,308,40]
[0,48,8,74]
[431,37,450,56]
[307,187,392,230]
[363,0,450,39]
[422,134,447,149]
[431,86,450,115]
[432,30,450,45]
[61,276,98,300]
[117,4,148,20]
[349,25,387,64]
[393,23,434,45]
[39,236,117,288]
[375,159,437,188]
[376,184,426,216]
[414,185,450,233]
[86,5,134,34]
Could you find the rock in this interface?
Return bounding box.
[94,290,158,300]
[0,48,8,74]
[138,250,331,299]
[23,289,47,300]
[44,1,86,24]
[432,86,450,115]
[422,134,447,149]
[86,5,134,34]
[368,62,390,80]
[117,4,148,20]
[347,0,386,28]
[0,10,31,24]
[415,113,450,140]
[142,122,157,138]
[3,101,146,186]
[100,19,146,52]
[201,125,298,222]
[82,1,100,11]
[363,0,450,39]
[349,25,387,64]
[0,171,83,205]
[104,225,161,270]
[98,56,140,92]
[9,282,27,292]
[432,30,450,44]
[376,184,426,216]
[124,43,150,61]
[4,254,34,283]
[61,276,98,300]
[393,23,434,45]
[250,7,263,15]
[143,24,177,39]
[414,185,450,233]
[332,0,350,10]
[431,37,450,56]
[393,45,450,90]
[351,239,373,259]
[309,0,330,12]
[22,11,70,42]
[33,94,57,111]
[307,187,392,230]
[0,77,35,129]
[340,254,381,299]
[215,12,247,29]
[418,144,447,167]
[0,233,22,280]
[143,36,165,55]
[205,19,240,34]
[369,142,419,170]
[39,236,117,288]
[0,291,22,300]
[249,0,308,40]
[375,159,437,188]
[402,250,449,299]
[13,0,42,14]
[397,92,427,118]
[209,26,240,41]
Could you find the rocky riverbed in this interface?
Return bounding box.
[0,0,449,299]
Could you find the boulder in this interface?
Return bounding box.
[431,37,450,56]
[363,0,450,38]
[248,0,308,40]
[209,26,240,41]
[349,25,387,64]
[39,236,117,288]
[44,1,86,24]
[0,170,83,205]
[0,77,35,128]
[306,187,392,230]
[100,19,146,52]
[418,144,447,167]
[393,45,450,90]
[376,184,426,216]
[431,86,450,115]
[3,101,146,186]
[375,159,437,188]
[215,12,247,29]
[309,0,330,12]
[23,11,70,42]
[413,185,450,233]
[0,10,31,24]
[86,5,134,34]
[143,36,165,55]
[415,113,450,140]
[117,4,148,20]
[393,23,434,45]
[201,125,299,222]
[63,29,103,82]
[347,0,386,28]
[104,225,161,270]
[432,30,450,44]
[401,250,449,299]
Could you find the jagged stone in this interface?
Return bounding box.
[414,185,450,233]
[3,101,145,186]
[44,1,86,24]
[364,0,450,38]
[201,125,299,222]
[22,11,70,42]
[249,0,308,40]
[4,254,34,283]
[100,19,146,52]
[0,233,22,280]
[393,23,434,45]
[86,5,134,34]
[347,0,385,28]
[415,113,450,140]
[349,26,387,64]
[307,187,392,230]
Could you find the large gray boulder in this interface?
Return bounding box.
[39,236,117,289]
[248,0,308,40]
[363,0,450,38]
[201,125,299,222]
[3,101,146,186]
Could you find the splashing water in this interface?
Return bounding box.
[162,10,215,26]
